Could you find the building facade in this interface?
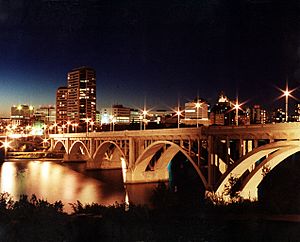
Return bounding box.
[34,106,56,124]
[67,67,96,124]
[56,86,68,125]
[250,105,267,124]
[100,105,131,124]
[183,98,210,126]
[10,104,34,126]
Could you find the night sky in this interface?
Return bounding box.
[1,0,300,116]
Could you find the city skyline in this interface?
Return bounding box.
[1,1,300,116]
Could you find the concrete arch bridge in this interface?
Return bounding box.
[49,123,300,200]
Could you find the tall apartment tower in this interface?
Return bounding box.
[67,67,96,124]
[56,86,68,125]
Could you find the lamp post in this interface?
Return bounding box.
[234,100,240,126]
[230,98,243,126]
[176,109,181,129]
[67,120,71,133]
[277,82,296,123]
[2,135,11,159]
[85,118,90,136]
[195,101,201,128]
[142,110,148,130]
[43,124,47,138]
[62,124,66,134]
[139,115,143,130]
[90,121,94,132]
[283,87,291,122]
[112,118,116,132]
[53,122,57,134]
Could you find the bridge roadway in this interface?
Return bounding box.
[49,122,300,200]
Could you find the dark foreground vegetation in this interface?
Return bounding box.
[0,185,299,242]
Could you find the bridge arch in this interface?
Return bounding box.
[93,141,126,167]
[216,140,300,200]
[52,140,67,152]
[133,140,208,189]
[69,141,91,160]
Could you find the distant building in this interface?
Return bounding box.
[148,110,173,124]
[10,104,34,126]
[272,108,286,123]
[182,98,210,126]
[250,105,267,124]
[100,105,131,124]
[34,106,56,124]
[130,109,141,124]
[292,103,300,122]
[56,86,68,125]
[209,92,251,126]
[67,67,96,124]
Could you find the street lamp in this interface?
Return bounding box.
[176,109,182,129]
[67,120,71,133]
[195,101,201,128]
[229,98,244,126]
[277,82,297,122]
[90,121,94,132]
[112,117,116,132]
[233,100,241,126]
[43,124,47,139]
[53,122,57,134]
[85,118,91,136]
[142,110,148,130]
[139,115,143,130]
[1,136,11,159]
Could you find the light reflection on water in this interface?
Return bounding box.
[0,160,142,213]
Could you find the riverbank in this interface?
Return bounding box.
[6,151,64,159]
[0,192,299,242]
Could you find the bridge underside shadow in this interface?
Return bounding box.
[87,141,126,170]
[126,141,208,190]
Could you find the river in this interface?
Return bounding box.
[0,159,158,213]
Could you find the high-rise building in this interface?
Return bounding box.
[56,86,68,125]
[67,67,96,124]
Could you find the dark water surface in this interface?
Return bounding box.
[0,160,157,213]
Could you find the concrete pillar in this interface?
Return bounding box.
[239,138,243,158]
[128,138,135,169]
[89,138,95,158]
[65,138,70,155]
[247,140,253,153]
[208,135,214,189]
[243,140,247,156]
[197,139,201,167]
[226,136,230,165]
[50,138,54,151]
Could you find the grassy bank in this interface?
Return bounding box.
[0,189,299,242]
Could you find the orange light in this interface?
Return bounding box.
[1,140,11,149]
[195,102,201,108]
